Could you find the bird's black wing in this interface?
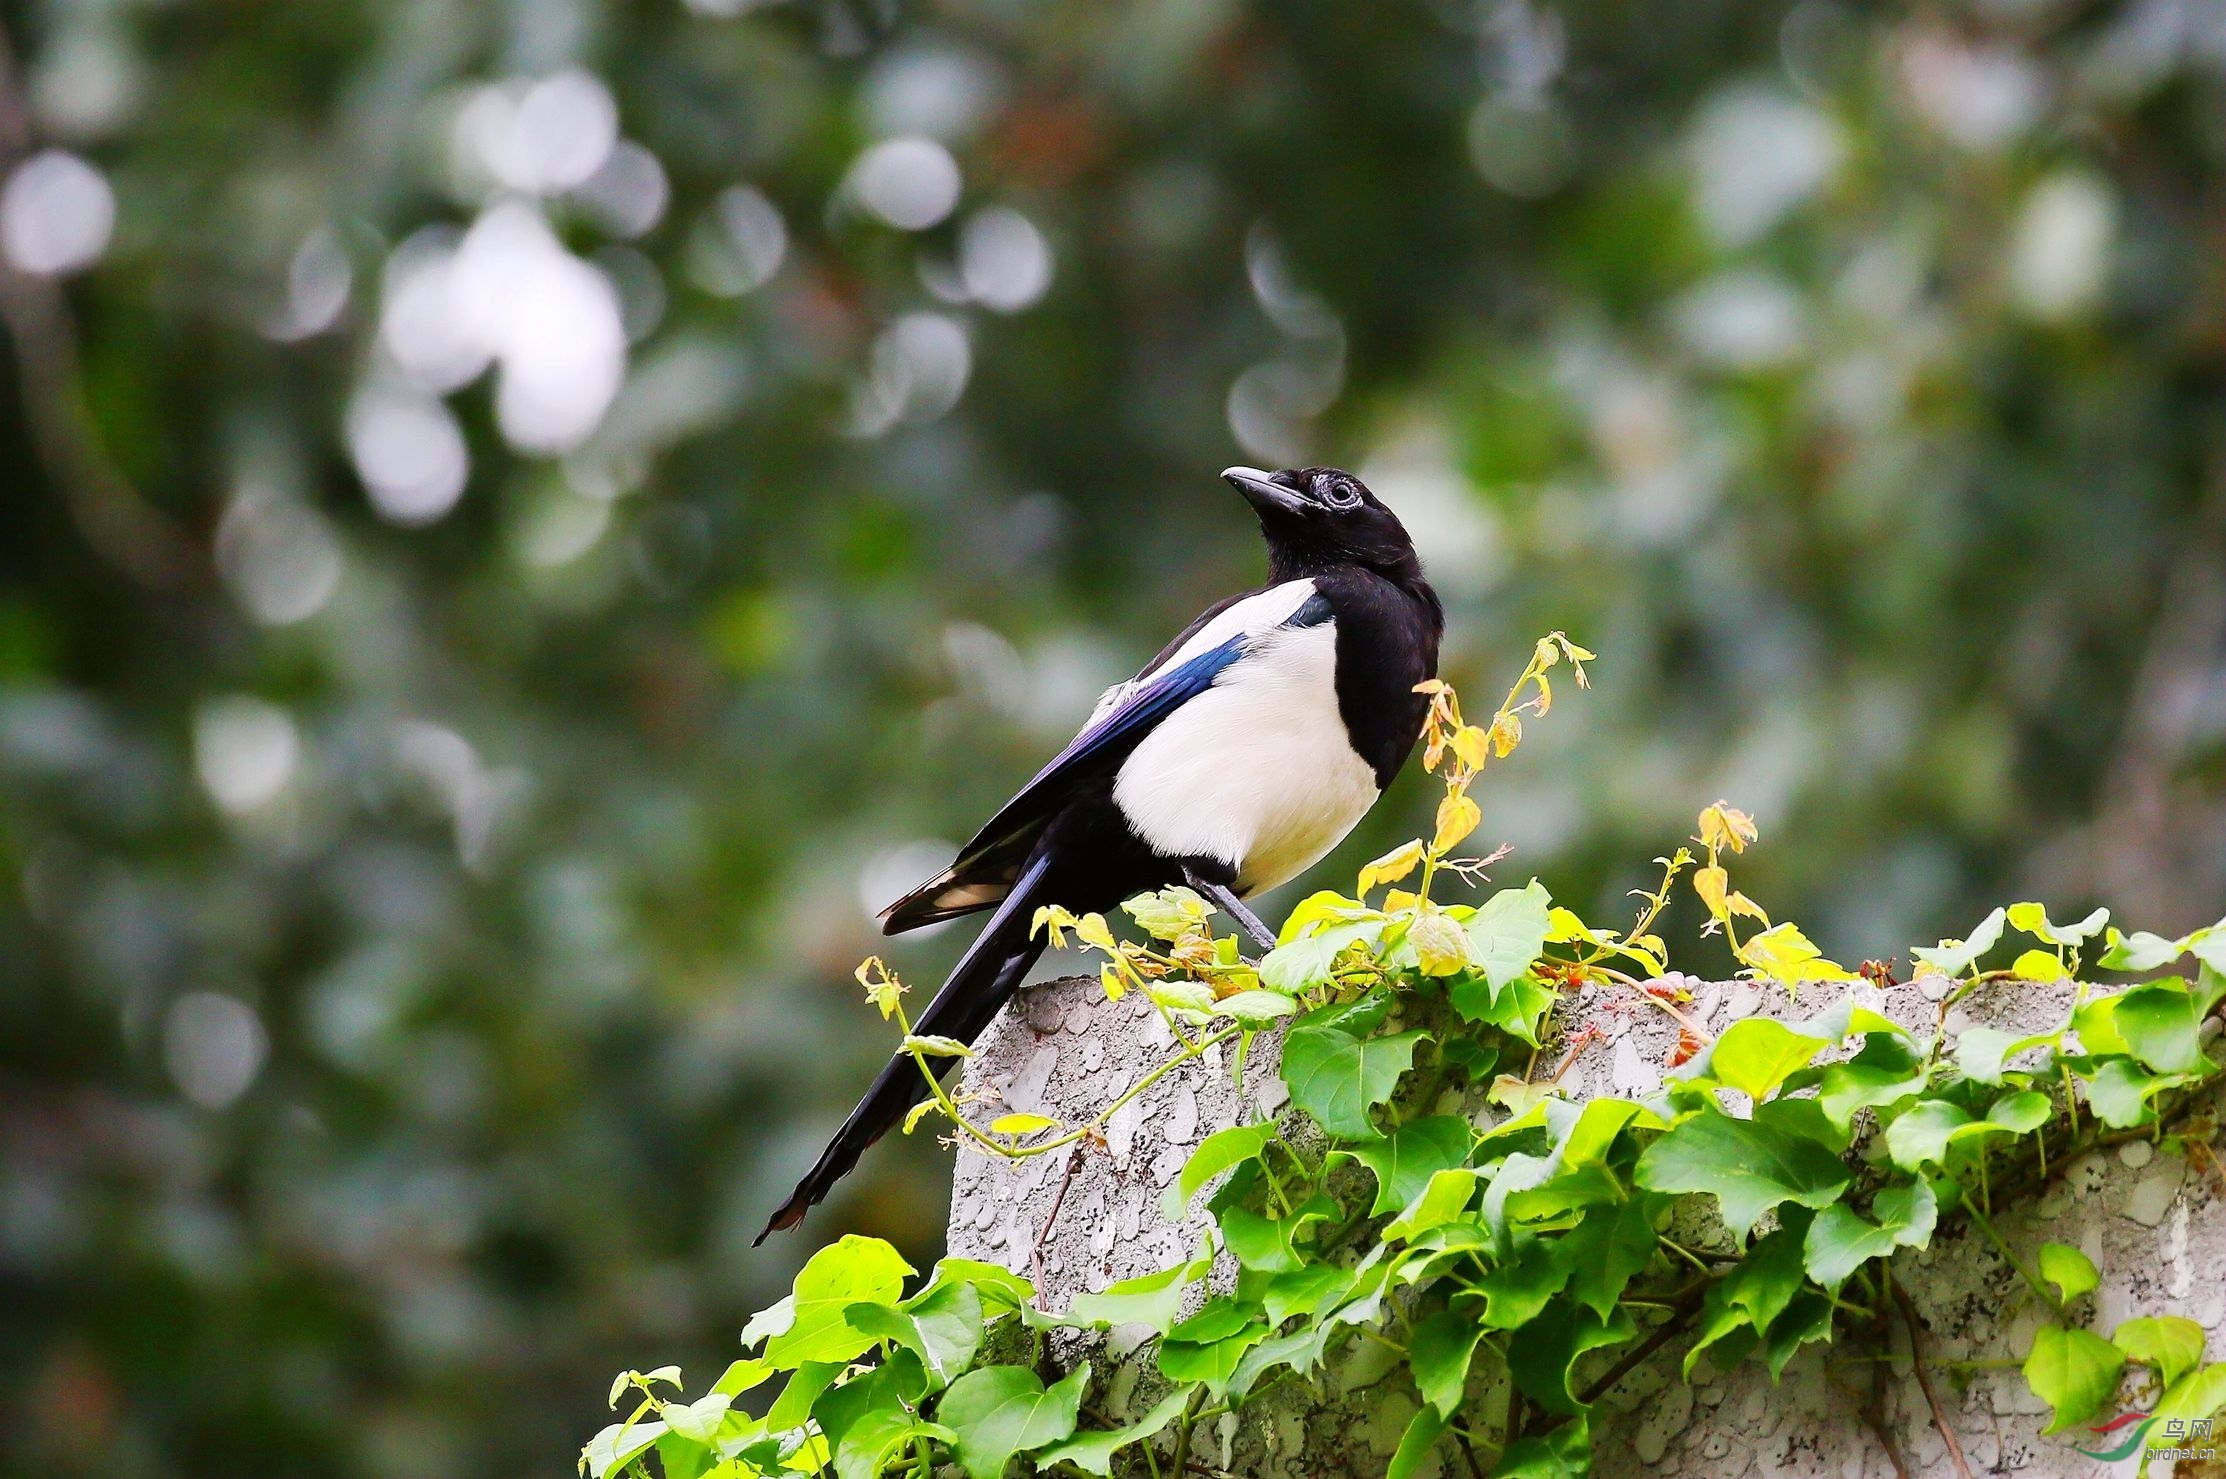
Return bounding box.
[878,626,1250,933]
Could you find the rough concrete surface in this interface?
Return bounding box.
[946,973,2226,1478]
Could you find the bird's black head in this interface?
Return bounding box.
[1221,465,1422,583]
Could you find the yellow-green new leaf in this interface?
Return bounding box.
[2023,1323,2125,1434]
[1706,1018,1830,1102]
[939,1363,1089,1479]
[764,1236,915,1367]
[1358,840,1425,895]
[2151,1362,2226,1437]
[2038,1243,2098,1305]
[2113,1316,2206,1389]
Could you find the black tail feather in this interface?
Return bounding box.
[756,855,1053,1243]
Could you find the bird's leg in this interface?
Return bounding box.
[1183,868,1279,952]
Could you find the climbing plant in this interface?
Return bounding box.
[586,639,2226,1479]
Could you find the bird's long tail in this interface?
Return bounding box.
[755,853,1054,1243]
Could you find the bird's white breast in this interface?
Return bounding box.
[1111,619,1378,897]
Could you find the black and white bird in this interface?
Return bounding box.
[760,466,1443,1239]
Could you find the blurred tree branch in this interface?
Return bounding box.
[0,18,200,590]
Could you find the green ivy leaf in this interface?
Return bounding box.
[2084,1058,2167,1129]
[1226,1323,1338,1400]
[1882,1099,2017,1172]
[1032,1388,1194,1478]
[1342,1116,1476,1217]
[581,1418,668,1479]
[1955,1028,2026,1086]
[872,1279,983,1387]
[1213,989,1298,1023]
[1762,1292,1835,1382]
[2099,927,2195,972]
[1258,919,1380,993]
[2113,1315,2206,1389]
[2023,1323,2125,1435]
[1560,1196,1661,1321]
[1451,969,1557,1045]
[1817,1063,1929,1129]
[1816,1032,1930,1129]
[1409,1310,1486,1418]
[2008,901,2109,948]
[1279,1025,1425,1138]
[1472,1234,1573,1330]
[1801,1179,1937,1287]
[1988,1089,2051,1133]
[765,1236,915,1367]
[901,1034,973,1058]
[740,1296,796,1351]
[938,1362,1089,1479]
[1383,1168,1480,1241]
[1437,1036,1499,1084]
[1156,1325,1267,1398]
[2151,1362,2226,1434]
[1124,887,1207,941]
[1167,1297,1257,1345]
[764,1361,843,1431]
[1162,1124,1274,1220]
[919,1258,1036,1316]
[1506,1301,1635,1415]
[654,1430,716,1479]
[710,1359,773,1398]
[1062,1263,1200,1335]
[1705,1018,1830,1102]
[813,1357,948,1479]
[1217,1197,1335,1274]
[2115,985,2207,1075]
[2072,994,2129,1056]
[1464,879,1552,989]
[1634,1110,1851,1238]
[1386,1405,1447,1479]
[1911,907,2007,978]
[1258,1263,1351,1325]
[1683,1214,1810,1377]
[2038,1243,2097,1306]
[1492,1417,1591,1478]
[1556,1096,1647,1167]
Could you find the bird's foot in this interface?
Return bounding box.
[1184,869,1279,953]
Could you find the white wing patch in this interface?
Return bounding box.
[1112,616,1379,897]
[1086,580,1320,726]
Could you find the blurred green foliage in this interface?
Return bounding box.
[1,0,2223,1475]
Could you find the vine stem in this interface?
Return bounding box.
[1859,1284,1912,1479]
[1029,1144,1089,1312]
[1167,1384,1206,1479]
[1888,1274,1976,1479]
[1960,1199,2059,1317]
[1596,967,1714,1041]
[1541,1281,1714,1421]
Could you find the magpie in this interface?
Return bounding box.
[759,465,1443,1240]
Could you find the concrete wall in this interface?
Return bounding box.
[946,972,2226,1477]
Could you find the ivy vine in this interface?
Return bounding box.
[587,638,2226,1479]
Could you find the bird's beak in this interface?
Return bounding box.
[1222,466,1306,515]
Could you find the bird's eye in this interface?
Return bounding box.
[1323,480,1361,509]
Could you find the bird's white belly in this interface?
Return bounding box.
[1112,623,1379,897]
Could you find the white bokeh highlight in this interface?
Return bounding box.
[959,207,1053,312]
[1,149,116,276]
[347,384,470,525]
[375,202,627,458]
[194,696,301,814]
[165,992,269,1110]
[845,136,962,230]
[2011,173,2116,321]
